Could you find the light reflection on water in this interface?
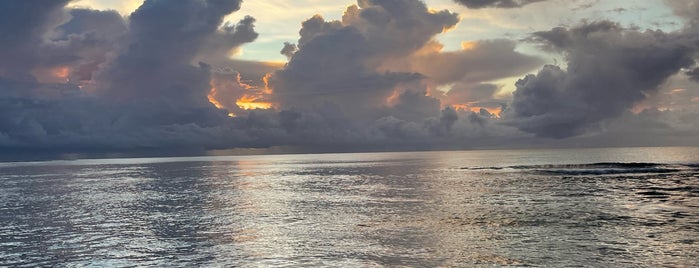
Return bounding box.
[1,147,698,267]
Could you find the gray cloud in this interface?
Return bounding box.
[0,0,71,81]
[687,68,699,82]
[453,0,546,9]
[270,0,539,125]
[664,0,699,26]
[386,90,441,122]
[0,0,264,156]
[270,0,459,114]
[505,21,697,138]
[381,39,543,86]
[446,83,500,104]
[96,0,252,107]
[280,42,298,60]
[38,9,127,83]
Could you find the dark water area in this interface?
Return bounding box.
[1,147,698,267]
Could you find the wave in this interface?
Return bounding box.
[463,162,699,175]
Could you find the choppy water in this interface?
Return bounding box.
[1,147,698,267]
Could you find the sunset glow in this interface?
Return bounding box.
[236,95,273,110]
[52,66,71,81]
[385,89,401,106]
[207,88,227,109]
[461,41,477,50]
[453,104,502,117]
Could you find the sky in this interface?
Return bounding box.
[1,0,699,160]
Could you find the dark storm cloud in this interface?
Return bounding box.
[236,0,699,150]
[505,21,697,138]
[39,9,127,83]
[0,0,265,155]
[297,14,343,48]
[57,8,128,38]
[453,0,546,9]
[547,108,699,148]
[97,0,252,106]
[270,0,459,113]
[386,90,441,122]
[0,0,71,81]
[687,68,699,82]
[249,0,533,151]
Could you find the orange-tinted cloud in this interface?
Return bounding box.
[452,103,502,117]
[208,70,275,116]
[32,66,72,84]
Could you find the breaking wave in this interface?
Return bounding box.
[463,162,699,175]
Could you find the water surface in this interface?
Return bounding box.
[1,147,698,266]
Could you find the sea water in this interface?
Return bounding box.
[1,147,698,267]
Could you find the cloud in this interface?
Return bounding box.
[377,39,541,111]
[687,68,699,82]
[229,0,537,151]
[0,0,71,81]
[96,0,254,107]
[380,40,542,85]
[280,42,297,59]
[199,15,259,60]
[270,0,539,119]
[37,8,128,84]
[385,90,442,122]
[453,0,547,9]
[2,0,698,159]
[0,0,265,154]
[269,0,459,114]
[664,0,699,26]
[551,108,699,148]
[504,21,697,138]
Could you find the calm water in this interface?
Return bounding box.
[1,147,698,267]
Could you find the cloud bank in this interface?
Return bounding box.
[0,0,698,159]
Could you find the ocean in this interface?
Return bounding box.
[1,147,698,267]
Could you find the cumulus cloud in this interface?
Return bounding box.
[270,0,459,114]
[246,0,548,152]
[227,0,542,151]
[0,0,71,81]
[378,39,541,111]
[2,0,698,159]
[270,0,539,119]
[0,0,263,154]
[504,21,697,138]
[453,0,547,9]
[280,42,298,59]
[30,8,128,86]
[96,0,253,106]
